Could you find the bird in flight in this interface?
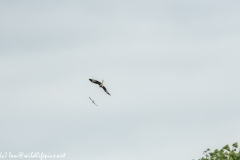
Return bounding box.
[89,97,98,106]
[89,79,111,96]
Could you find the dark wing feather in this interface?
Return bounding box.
[102,86,111,96]
[89,79,101,85]
[89,97,93,101]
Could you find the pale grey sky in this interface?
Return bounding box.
[1,0,240,160]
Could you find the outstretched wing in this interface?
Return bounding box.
[102,86,111,96]
[93,102,98,106]
[89,79,101,85]
[89,97,93,102]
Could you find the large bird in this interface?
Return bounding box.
[89,97,98,106]
[89,79,111,96]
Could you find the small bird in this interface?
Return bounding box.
[89,79,111,96]
[89,97,98,106]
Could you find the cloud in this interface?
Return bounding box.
[0,1,240,160]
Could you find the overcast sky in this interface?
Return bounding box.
[1,0,240,160]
